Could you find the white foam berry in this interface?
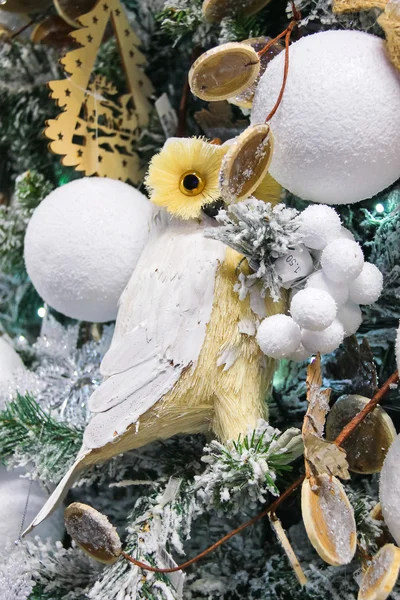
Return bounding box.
[296,205,342,250]
[290,288,337,331]
[306,270,349,306]
[321,239,364,283]
[256,314,301,359]
[348,262,383,305]
[302,319,345,354]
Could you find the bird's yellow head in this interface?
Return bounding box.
[145,137,227,220]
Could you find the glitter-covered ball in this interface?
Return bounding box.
[321,239,364,283]
[348,262,383,305]
[256,314,301,359]
[290,288,337,331]
[302,319,345,354]
[297,205,342,250]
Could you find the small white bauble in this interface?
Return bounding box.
[290,288,337,331]
[287,343,311,362]
[306,270,349,306]
[0,337,24,385]
[302,319,345,354]
[337,301,363,337]
[24,178,152,322]
[256,314,301,359]
[296,205,341,250]
[251,31,400,204]
[321,239,364,283]
[380,434,400,545]
[0,466,64,545]
[348,262,383,305]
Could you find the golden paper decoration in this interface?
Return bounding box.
[45,0,154,183]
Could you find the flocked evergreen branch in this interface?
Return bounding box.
[0,393,83,482]
[195,420,303,514]
[205,199,302,301]
[0,170,53,276]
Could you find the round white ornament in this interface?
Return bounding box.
[24,178,152,323]
[296,205,342,250]
[251,30,400,204]
[256,314,301,359]
[380,434,400,546]
[306,270,348,306]
[348,262,383,305]
[337,301,363,337]
[0,337,24,386]
[0,466,64,545]
[321,239,364,283]
[302,319,344,354]
[290,288,337,331]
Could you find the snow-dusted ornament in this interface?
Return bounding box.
[24,177,152,322]
[358,544,400,600]
[301,474,357,566]
[251,30,400,204]
[64,503,121,564]
[325,395,396,474]
[202,0,272,22]
[290,288,337,331]
[189,42,260,102]
[256,314,301,359]
[380,434,400,546]
[348,262,384,305]
[219,124,274,202]
[321,239,364,283]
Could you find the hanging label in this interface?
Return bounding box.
[155,93,178,138]
[274,246,314,287]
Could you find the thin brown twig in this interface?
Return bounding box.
[120,368,399,574]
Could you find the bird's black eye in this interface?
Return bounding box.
[179,170,205,196]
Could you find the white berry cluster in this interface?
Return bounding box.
[256,205,383,361]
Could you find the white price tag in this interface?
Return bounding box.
[155,93,178,138]
[274,246,314,287]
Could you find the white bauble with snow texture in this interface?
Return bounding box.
[0,337,24,387]
[0,466,64,545]
[251,30,400,204]
[24,178,152,322]
[380,434,400,546]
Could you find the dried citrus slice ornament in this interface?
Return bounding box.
[326,395,396,475]
[202,0,273,23]
[229,37,284,109]
[358,544,400,600]
[301,474,357,566]
[189,42,260,102]
[64,502,122,565]
[219,124,274,202]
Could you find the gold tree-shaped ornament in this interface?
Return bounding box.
[45,0,154,183]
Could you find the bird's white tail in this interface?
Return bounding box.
[22,447,89,537]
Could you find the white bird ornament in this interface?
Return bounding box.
[25,137,283,535]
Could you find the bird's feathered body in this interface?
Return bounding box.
[25,207,283,535]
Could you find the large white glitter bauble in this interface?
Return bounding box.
[297,205,342,250]
[0,337,24,386]
[337,301,363,337]
[348,262,383,305]
[321,239,364,283]
[380,434,400,545]
[0,466,64,545]
[290,288,337,331]
[256,314,301,359]
[306,270,349,307]
[24,178,152,323]
[302,319,344,354]
[251,31,400,204]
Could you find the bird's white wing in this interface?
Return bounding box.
[84,212,226,449]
